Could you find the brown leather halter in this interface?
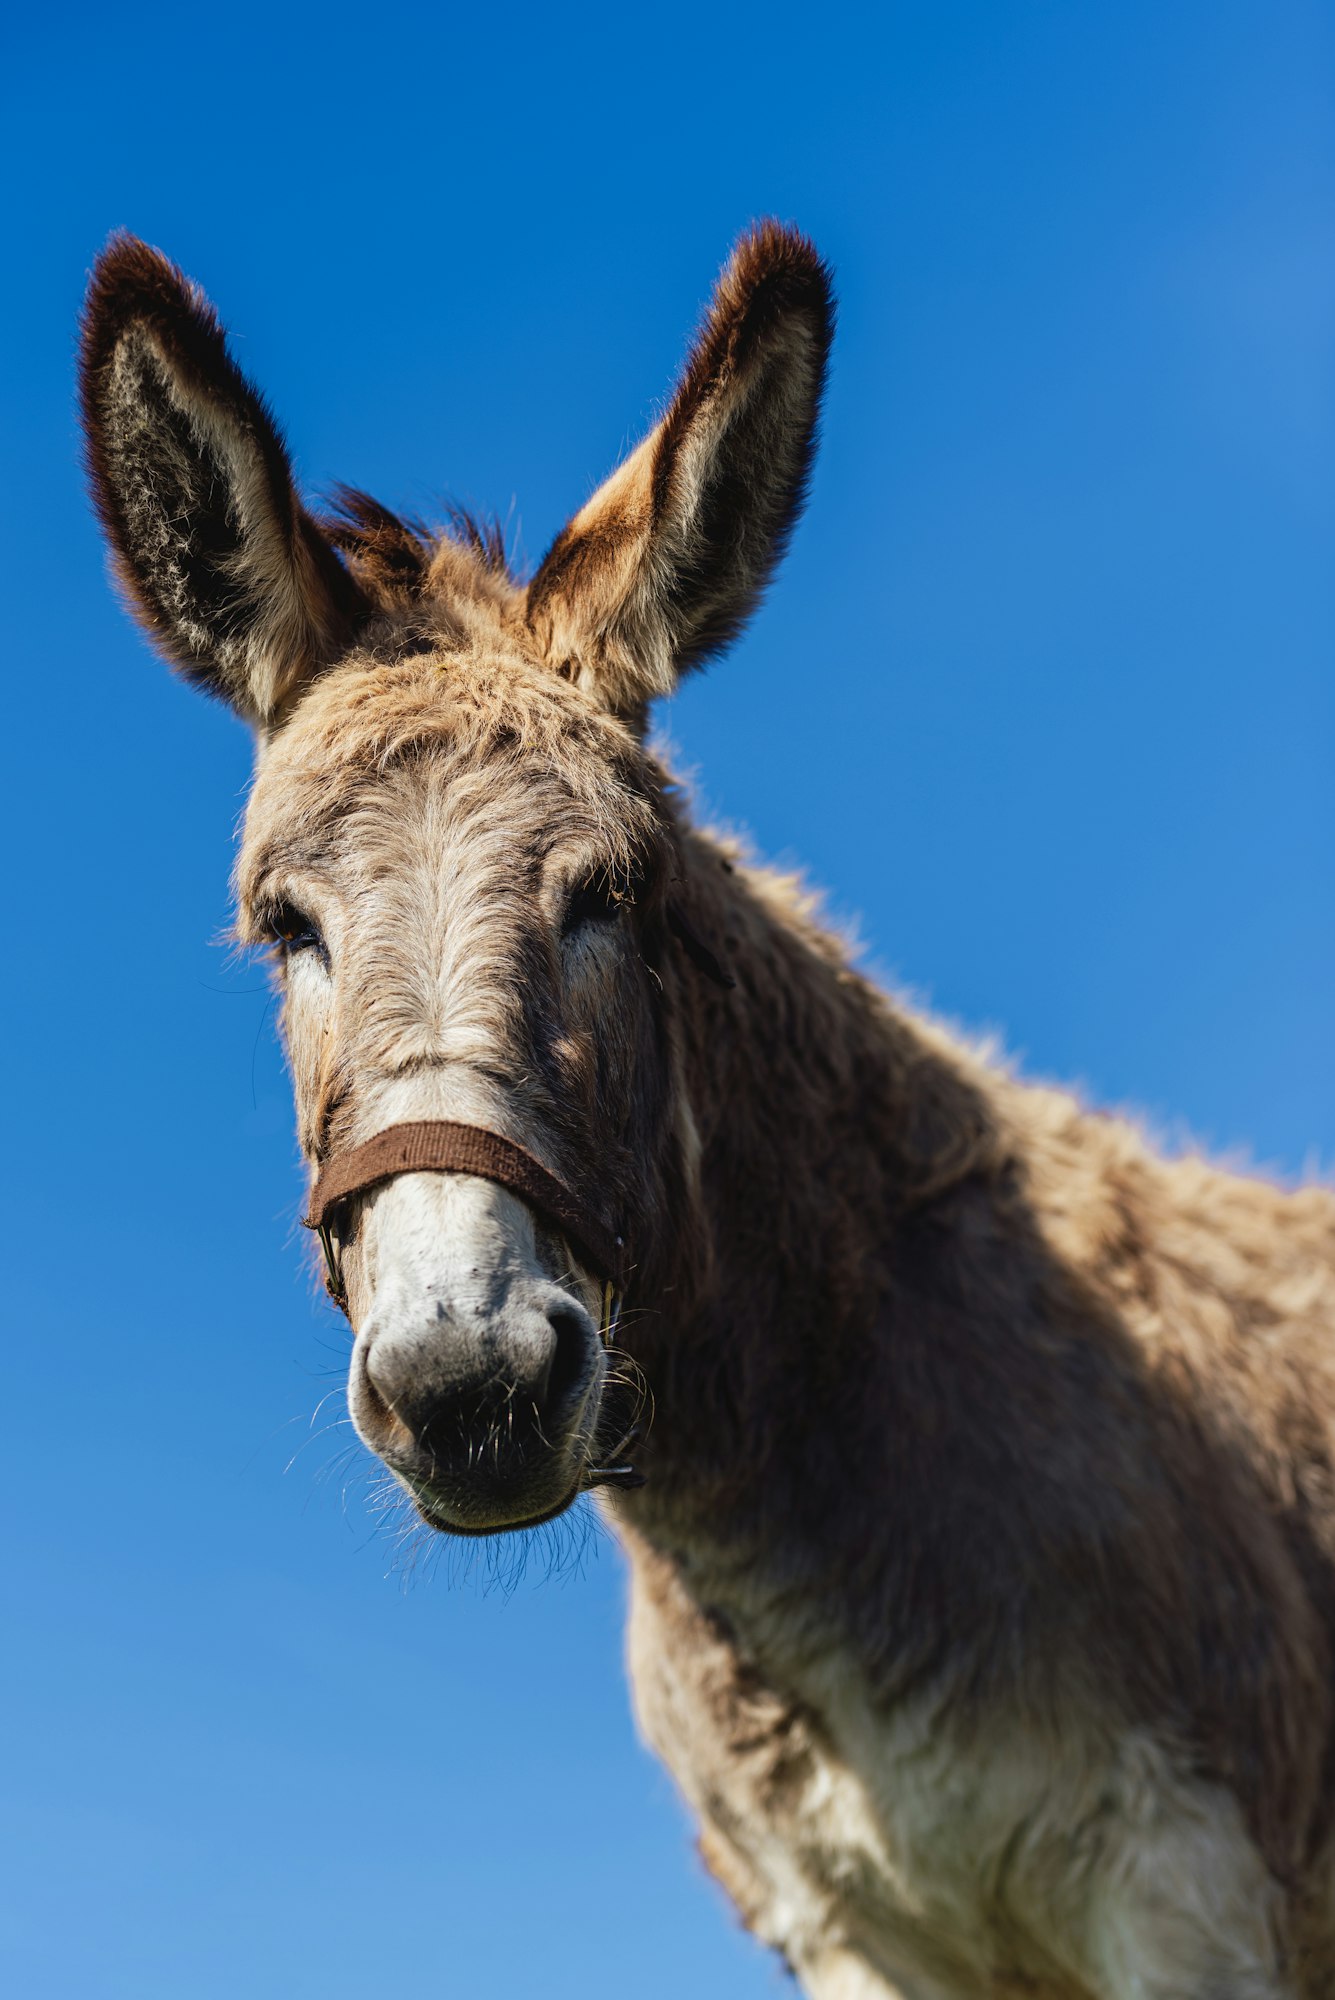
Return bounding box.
[304,1119,627,1335]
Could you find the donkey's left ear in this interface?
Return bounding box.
[527,222,834,720]
[79,233,370,727]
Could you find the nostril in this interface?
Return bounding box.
[545,1303,593,1415]
[358,1336,417,1451]
[359,1337,385,1412]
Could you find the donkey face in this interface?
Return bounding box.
[238,658,677,1531]
[80,224,832,1532]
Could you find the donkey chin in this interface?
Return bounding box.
[343,1173,609,1535]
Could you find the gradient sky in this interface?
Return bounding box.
[2,3,1332,1995]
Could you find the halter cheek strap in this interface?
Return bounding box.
[303,1120,628,1331]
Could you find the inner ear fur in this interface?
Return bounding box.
[79,233,369,726]
[527,221,834,717]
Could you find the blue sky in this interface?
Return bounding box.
[2,3,1331,1994]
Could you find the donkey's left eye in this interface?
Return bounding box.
[562,872,626,936]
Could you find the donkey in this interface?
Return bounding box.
[81,223,1335,1999]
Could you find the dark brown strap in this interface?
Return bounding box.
[305,1120,627,1288]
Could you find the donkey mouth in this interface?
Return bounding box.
[392,1406,645,1537]
[379,1391,605,1537]
[407,1471,586,1537]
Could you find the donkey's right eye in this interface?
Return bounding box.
[265,904,325,958]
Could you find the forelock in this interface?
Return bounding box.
[321,488,516,612]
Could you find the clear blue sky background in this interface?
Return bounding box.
[2,4,1331,1995]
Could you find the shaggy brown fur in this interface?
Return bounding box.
[80,224,1335,1999]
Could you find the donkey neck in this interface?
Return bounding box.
[628,822,1006,1569]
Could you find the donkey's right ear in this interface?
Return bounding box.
[79,234,369,727]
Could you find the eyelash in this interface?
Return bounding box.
[562,871,629,936]
[559,856,647,940]
[263,903,326,962]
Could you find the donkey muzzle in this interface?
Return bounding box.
[342,1169,609,1532]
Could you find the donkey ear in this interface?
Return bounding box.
[526,222,833,718]
[79,234,369,727]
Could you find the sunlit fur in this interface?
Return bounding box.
[82,223,1335,1999]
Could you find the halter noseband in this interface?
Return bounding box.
[303,1119,627,1340]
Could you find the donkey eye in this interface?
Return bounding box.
[265,903,324,957]
[562,872,626,937]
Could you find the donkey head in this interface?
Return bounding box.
[80,225,833,1533]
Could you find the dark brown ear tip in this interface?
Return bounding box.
[711,221,836,378]
[726,221,835,317]
[84,233,201,332]
[89,228,174,286]
[78,233,293,497]
[79,232,228,407]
